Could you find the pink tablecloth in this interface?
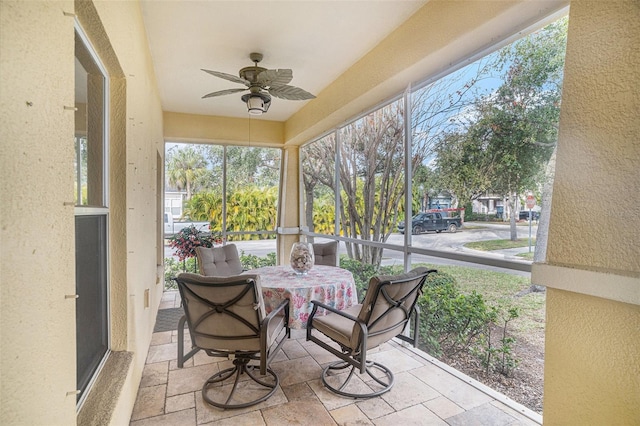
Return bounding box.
[249,265,357,329]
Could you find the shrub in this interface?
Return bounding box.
[167,225,223,261]
[339,257,378,300]
[473,306,520,376]
[240,251,277,270]
[418,271,496,358]
[164,257,198,289]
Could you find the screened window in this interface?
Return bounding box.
[300,16,567,272]
[165,143,281,243]
[301,134,336,235]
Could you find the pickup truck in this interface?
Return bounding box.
[397,212,462,234]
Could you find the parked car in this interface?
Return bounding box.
[397,212,462,234]
[518,210,540,221]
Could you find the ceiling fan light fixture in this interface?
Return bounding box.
[241,92,271,115]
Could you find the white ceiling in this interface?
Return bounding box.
[140,0,427,122]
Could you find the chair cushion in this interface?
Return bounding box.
[196,244,243,277]
[311,304,362,349]
[313,241,338,266]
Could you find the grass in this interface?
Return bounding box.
[465,238,536,251]
[517,251,535,260]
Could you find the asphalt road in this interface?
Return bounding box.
[164,221,537,277]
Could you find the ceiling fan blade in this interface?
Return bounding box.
[202,87,246,99]
[257,69,293,87]
[201,69,249,86]
[268,84,316,101]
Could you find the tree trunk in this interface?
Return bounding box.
[304,185,315,241]
[508,192,518,241]
[531,146,557,290]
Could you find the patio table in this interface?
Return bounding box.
[247,265,357,329]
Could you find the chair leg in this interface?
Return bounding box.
[202,357,279,409]
[177,314,200,368]
[321,359,394,399]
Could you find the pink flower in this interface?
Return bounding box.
[292,293,306,309]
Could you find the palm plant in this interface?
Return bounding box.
[166,146,208,200]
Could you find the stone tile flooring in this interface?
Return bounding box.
[130,291,542,425]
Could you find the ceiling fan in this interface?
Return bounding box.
[201,52,316,115]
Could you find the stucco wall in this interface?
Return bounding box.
[163,112,284,147]
[0,0,164,424]
[540,0,640,423]
[0,1,77,424]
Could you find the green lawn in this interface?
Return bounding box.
[465,238,536,251]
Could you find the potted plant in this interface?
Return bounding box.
[168,225,223,272]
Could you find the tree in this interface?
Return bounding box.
[433,129,493,222]
[301,135,336,235]
[433,18,567,239]
[479,18,567,239]
[226,146,281,190]
[300,64,489,268]
[337,102,406,265]
[166,146,208,200]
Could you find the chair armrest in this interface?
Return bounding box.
[308,299,359,323]
[263,298,290,324]
[260,298,290,375]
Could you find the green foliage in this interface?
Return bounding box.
[473,307,520,376]
[339,257,379,300]
[311,195,336,235]
[240,251,277,270]
[184,187,279,240]
[418,273,497,358]
[163,257,198,289]
[433,19,566,218]
[417,268,522,377]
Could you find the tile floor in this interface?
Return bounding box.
[130,291,542,425]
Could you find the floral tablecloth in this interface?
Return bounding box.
[249,265,357,329]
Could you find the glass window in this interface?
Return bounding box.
[74,23,109,406]
[225,146,281,238]
[165,142,281,245]
[74,41,106,207]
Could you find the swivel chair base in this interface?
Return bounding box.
[321,359,394,399]
[202,356,279,409]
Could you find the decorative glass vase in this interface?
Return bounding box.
[290,242,314,275]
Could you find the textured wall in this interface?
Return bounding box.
[547,0,640,273]
[163,111,284,146]
[545,290,640,423]
[0,0,164,424]
[543,0,640,423]
[84,0,166,421]
[0,1,77,424]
